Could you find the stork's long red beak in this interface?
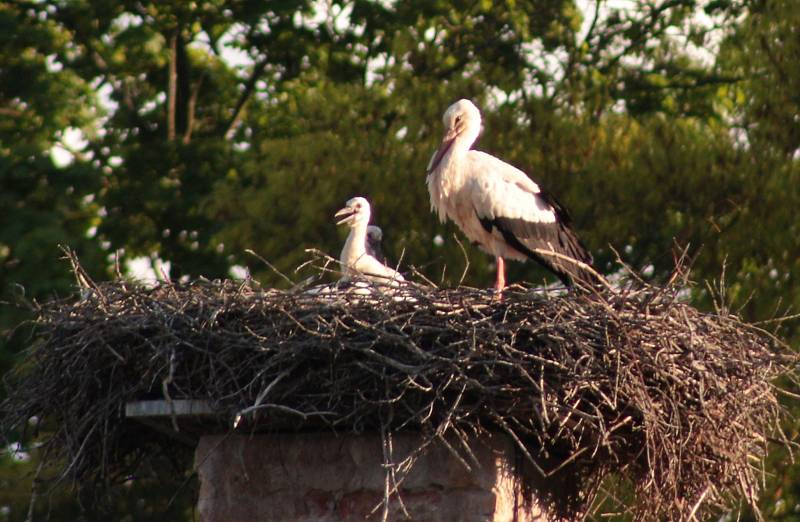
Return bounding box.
[427,119,466,174]
[426,136,455,174]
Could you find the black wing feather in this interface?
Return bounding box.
[474,188,600,287]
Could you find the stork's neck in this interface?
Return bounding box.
[427,123,481,222]
[439,134,474,183]
[452,113,482,157]
[341,222,368,267]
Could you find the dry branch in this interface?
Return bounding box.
[1,261,796,521]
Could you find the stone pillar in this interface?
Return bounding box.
[195,432,547,522]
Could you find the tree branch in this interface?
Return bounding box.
[183,74,205,144]
[600,0,696,73]
[0,107,23,117]
[618,74,744,93]
[581,0,603,50]
[224,57,268,140]
[167,27,179,141]
[758,34,789,84]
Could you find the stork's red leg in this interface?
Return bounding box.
[494,256,506,292]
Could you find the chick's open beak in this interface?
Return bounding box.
[335,206,356,225]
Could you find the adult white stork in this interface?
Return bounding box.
[335,197,405,285]
[426,99,602,290]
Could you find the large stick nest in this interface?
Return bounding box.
[2,259,796,521]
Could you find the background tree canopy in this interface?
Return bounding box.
[2,0,799,519]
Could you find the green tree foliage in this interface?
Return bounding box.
[714,2,800,519]
[0,3,105,372]
[2,0,800,519]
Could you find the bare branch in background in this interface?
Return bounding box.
[167,27,179,141]
[224,58,269,140]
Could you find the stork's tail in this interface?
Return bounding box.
[530,247,610,292]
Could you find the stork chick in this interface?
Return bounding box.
[335,197,404,285]
[365,225,385,263]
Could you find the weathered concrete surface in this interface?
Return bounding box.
[195,432,548,521]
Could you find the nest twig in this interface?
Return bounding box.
[1,254,796,521]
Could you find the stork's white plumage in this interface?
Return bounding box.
[335,197,404,285]
[426,99,601,290]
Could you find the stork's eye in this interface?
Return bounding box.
[455,115,462,123]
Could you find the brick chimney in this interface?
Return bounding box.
[195,432,549,521]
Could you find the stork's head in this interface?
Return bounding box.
[442,99,482,138]
[427,99,483,173]
[366,225,383,243]
[335,197,371,228]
